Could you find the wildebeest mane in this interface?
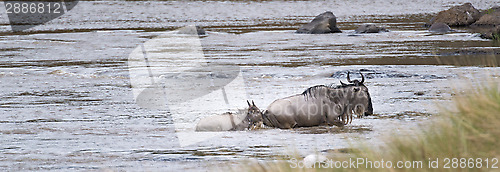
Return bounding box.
[301,82,367,99]
[301,85,334,99]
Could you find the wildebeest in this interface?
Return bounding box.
[195,100,263,131]
[262,72,373,129]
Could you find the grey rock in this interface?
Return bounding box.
[296,11,342,34]
[429,22,452,33]
[177,26,206,35]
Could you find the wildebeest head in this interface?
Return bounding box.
[246,100,263,127]
[340,72,373,116]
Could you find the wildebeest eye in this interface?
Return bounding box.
[354,88,360,92]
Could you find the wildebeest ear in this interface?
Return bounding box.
[247,100,251,107]
[252,100,256,107]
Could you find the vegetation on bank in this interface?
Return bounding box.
[236,82,500,171]
[493,33,500,40]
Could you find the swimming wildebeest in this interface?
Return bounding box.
[195,100,263,131]
[262,72,373,129]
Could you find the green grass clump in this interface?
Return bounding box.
[485,8,496,15]
[236,83,500,171]
[492,33,500,40]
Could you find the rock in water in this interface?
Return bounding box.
[471,6,500,39]
[429,22,452,33]
[479,26,500,39]
[177,26,206,35]
[355,24,388,33]
[296,11,342,34]
[428,3,481,26]
[473,7,500,26]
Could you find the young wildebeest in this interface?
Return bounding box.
[195,100,263,132]
[262,72,373,129]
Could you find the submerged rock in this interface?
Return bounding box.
[428,3,481,26]
[355,24,388,33]
[296,11,342,34]
[177,26,206,35]
[429,22,452,33]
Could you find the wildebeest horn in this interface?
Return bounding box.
[360,72,365,84]
[247,100,251,107]
[252,100,256,107]
[347,71,352,83]
[340,81,347,86]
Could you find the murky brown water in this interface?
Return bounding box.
[1,1,500,171]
